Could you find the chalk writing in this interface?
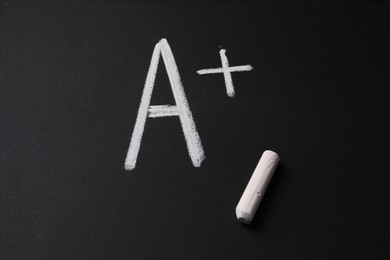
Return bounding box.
[125,39,205,171]
[197,49,253,97]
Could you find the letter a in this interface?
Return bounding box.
[124,38,205,170]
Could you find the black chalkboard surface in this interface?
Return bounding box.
[1,0,390,259]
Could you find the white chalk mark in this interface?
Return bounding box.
[148,105,179,118]
[196,49,253,97]
[159,39,205,168]
[220,49,234,97]
[124,41,160,171]
[125,38,205,171]
[197,65,253,75]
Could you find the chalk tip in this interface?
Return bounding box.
[236,207,253,224]
[124,163,135,171]
[263,150,280,161]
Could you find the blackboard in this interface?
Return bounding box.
[1,0,390,259]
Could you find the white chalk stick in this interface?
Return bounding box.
[236,150,280,224]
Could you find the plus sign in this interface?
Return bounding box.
[197,48,253,97]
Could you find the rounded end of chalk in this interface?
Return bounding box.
[263,150,280,161]
[236,207,253,224]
